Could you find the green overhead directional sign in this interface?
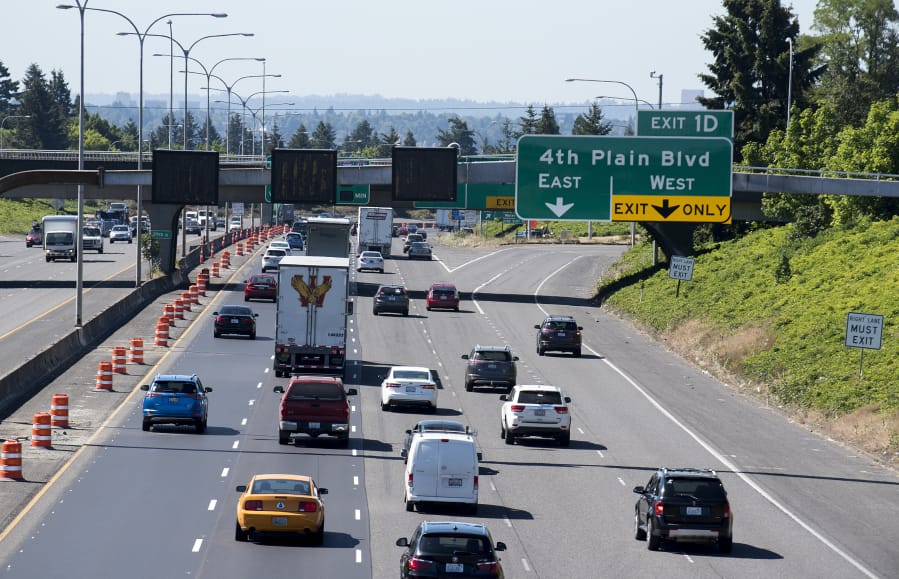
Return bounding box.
[637,110,734,139]
[515,135,733,222]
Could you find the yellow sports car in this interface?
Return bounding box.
[235,474,328,544]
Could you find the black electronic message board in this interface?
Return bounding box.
[392,147,457,202]
[151,149,219,205]
[270,148,338,203]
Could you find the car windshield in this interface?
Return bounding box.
[517,390,562,405]
[418,535,490,556]
[546,320,577,331]
[393,370,431,381]
[411,242,429,249]
[361,252,381,259]
[251,478,311,495]
[287,382,342,400]
[220,305,252,316]
[379,286,405,296]
[249,276,274,284]
[266,249,286,257]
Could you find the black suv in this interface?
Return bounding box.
[633,467,733,553]
[373,284,410,316]
[396,521,506,578]
[535,316,583,356]
[461,345,518,391]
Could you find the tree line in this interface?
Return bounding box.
[1,0,898,233]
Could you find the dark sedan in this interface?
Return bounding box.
[185,219,202,235]
[373,284,409,316]
[244,274,277,302]
[213,305,258,339]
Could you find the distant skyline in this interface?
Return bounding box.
[6,0,817,111]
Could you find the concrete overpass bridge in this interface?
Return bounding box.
[1,150,898,273]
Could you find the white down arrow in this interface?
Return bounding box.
[545,197,574,217]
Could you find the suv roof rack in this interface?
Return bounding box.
[661,467,718,477]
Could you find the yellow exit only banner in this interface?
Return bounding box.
[611,195,731,223]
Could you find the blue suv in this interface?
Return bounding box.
[141,374,212,433]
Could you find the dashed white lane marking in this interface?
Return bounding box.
[232,440,240,449]
[264,368,270,374]
[617,477,626,486]
[355,549,362,563]
[577,427,585,434]
[221,468,229,478]
[504,517,512,528]
[241,418,247,426]
[208,500,217,511]
[683,553,695,563]
[256,382,262,389]
[351,405,357,412]
[352,449,358,457]
[355,509,361,521]
[489,481,496,492]
[522,558,531,572]
[596,450,604,458]
[192,539,203,552]
[248,399,255,406]
[353,475,359,486]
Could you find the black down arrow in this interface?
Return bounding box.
[652,199,680,219]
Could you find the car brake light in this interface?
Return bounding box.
[477,561,497,572]
[244,500,263,511]
[420,384,435,389]
[386,382,400,388]
[215,316,225,324]
[298,501,318,512]
[723,503,731,518]
[554,405,568,414]
[474,475,478,489]
[407,473,413,487]
[653,500,664,516]
[408,557,434,571]
[510,405,526,412]
[146,392,162,398]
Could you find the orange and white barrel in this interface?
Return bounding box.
[197,276,207,297]
[180,292,192,312]
[112,346,127,374]
[154,318,169,347]
[173,298,185,319]
[95,361,113,391]
[163,304,175,326]
[0,440,23,479]
[50,393,69,428]
[212,261,220,278]
[189,285,199,304]
[236,242,244,256]
[129,338,144,364]
[222,251,231,268]
[31,412,52,447]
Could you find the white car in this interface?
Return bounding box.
[268,240,292,254]
[499,384,571,446]
[357,251,384,273]
[261,248,287,272]
[229,216,242,231]
[81,226,104,253]
[380,366,437,412]
[108,224,133,244]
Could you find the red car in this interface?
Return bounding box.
[426,283,460,311]
[244,274,277,302]
[25,227,42,247]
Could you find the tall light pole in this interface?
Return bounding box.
[566,77,642,133]
[650,71,663,109]
[248,102,293,155]
[203,69,272,154]
[594,95,655,109]
[128,31,254,149]
[786,38,793,129]
[1,115,30,150]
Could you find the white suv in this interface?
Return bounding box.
[499,385,571,446]
[261,248,286,272]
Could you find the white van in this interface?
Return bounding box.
[404,431,479,513]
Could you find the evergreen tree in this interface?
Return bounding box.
[403,130,416,146]
[310,121,336,149]
[0,60,20,119]
[496,119,519,153]
[288,124,311,148]
[572,102,612,135]
[698,0,822,157]
[436,117,477,155]
[227,113,243,154]
[535,105,560,134]
[518,105,539,135]
[349,119,378,148]
[17,63,68,149]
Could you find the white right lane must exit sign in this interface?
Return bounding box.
[845,312,884,350]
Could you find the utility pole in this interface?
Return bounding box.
[650,70,663,109]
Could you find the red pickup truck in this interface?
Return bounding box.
[274,376,358,447]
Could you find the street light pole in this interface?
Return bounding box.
[1,115,30,150]
[650,71,663,109]
[786,38,793,129]
[566,77,642,132]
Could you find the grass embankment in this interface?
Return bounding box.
[596,218,899,465]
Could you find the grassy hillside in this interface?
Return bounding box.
[597,218,899,463]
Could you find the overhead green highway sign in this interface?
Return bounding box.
[637,110,734,139]
[515,135,733,223]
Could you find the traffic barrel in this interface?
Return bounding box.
[180,292,192,312]
[173,298,185,319]
[222,251,231,268]
[50,393,69,428]
[197,275,207,297]
[189,285,199,304]
[31,412,52,447]
[1,440,23,480]
[112,346,127,374]
[236,242,244,256]
[212,261,220,278]
[154,318,169,347]
[163,304,175,326]
[95,361,113,391]
[129,338,144,364]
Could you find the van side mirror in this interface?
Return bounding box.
[346,301,354,315]
[578,326,584,330]
[495,541,507,551]
[461,354,470,360]
[633,486,645,494]
[236,485,247,492]
[273,386,285,394]
[564,397,571,403]
[395,537,409,547]
[140,384,149,391]
[512,356,519,361]
[534,324,540,329]
[499,394,508,401]
[346,388,358,396]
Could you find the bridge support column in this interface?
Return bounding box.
[143,204,186,277]
[643,223,697,258]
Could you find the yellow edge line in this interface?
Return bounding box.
[0,245,263,543]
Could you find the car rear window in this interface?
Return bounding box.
[251,478,311,495]
[379,286,406,296]
[220,305,252,316]
[152,381,197,394]
[545,320,577,331]
[394,370,431,381]
[665,478,726,499]
[250,275,275,284]
[287,382,343,401]
[517,390,562,405]
[419,535,490,556]
[474,350,511,362]
[266,249,286,257]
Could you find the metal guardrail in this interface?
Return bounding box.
[1,150,898,182]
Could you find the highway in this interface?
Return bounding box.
[0,234,896,578]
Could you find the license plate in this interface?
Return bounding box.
[445,563,464,573]
[558,332,566,337]
[231,319,239,324]
[308,422,320,429]
[168,397,179,404]
[405,386,416,392]
[387,296,396,301]
[272,516,289,526]
[686,506,703,516]
[448,478,463,487]
[488,364,496,369]
[439,295,448,300]
[534,409,545,416]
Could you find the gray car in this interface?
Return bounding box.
[372,284,409,316]
[408,241,432,260]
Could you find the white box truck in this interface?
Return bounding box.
[304,217,352,258]
[274,256,351,378]
[42,215,78,262]
[357,206,394,256]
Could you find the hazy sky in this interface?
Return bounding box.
[6,0,817,109]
